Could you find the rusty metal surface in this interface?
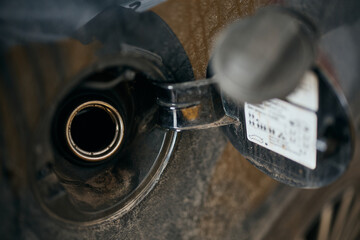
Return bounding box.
[199,144,278,239]
[260,143,360,240]
[0,0,295,239]
[0,1,281,237]
[0,38,228,238]
[0,0,359,239]
[153,0,272,79]
[154,1,279,237]
[153,1,360,239]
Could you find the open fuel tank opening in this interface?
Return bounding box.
[7,4,195,226]
[51,66,134,166]
[36,5,195,219]
[38,60,180,222]
[66,100,124,162]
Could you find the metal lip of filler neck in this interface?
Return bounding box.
[65,100,124,162]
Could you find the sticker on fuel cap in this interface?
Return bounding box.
[245,72,319,169]
[245,98,317,170]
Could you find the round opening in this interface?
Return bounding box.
[71,107,115,152]
[66,101,124,162]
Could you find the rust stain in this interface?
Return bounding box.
[54,39,101,81]
[5,39,101,130]
[199,143,278,239]
[62,167,137,211]
[153,0,271,79]
[154,1,277,237]
[181,105,200,121]
[7,46,43,129]
[25,43,63,105]
[0,79,27,189]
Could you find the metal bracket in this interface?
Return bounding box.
[155,78,238,131]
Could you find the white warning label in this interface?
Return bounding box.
[245,99,317,169]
